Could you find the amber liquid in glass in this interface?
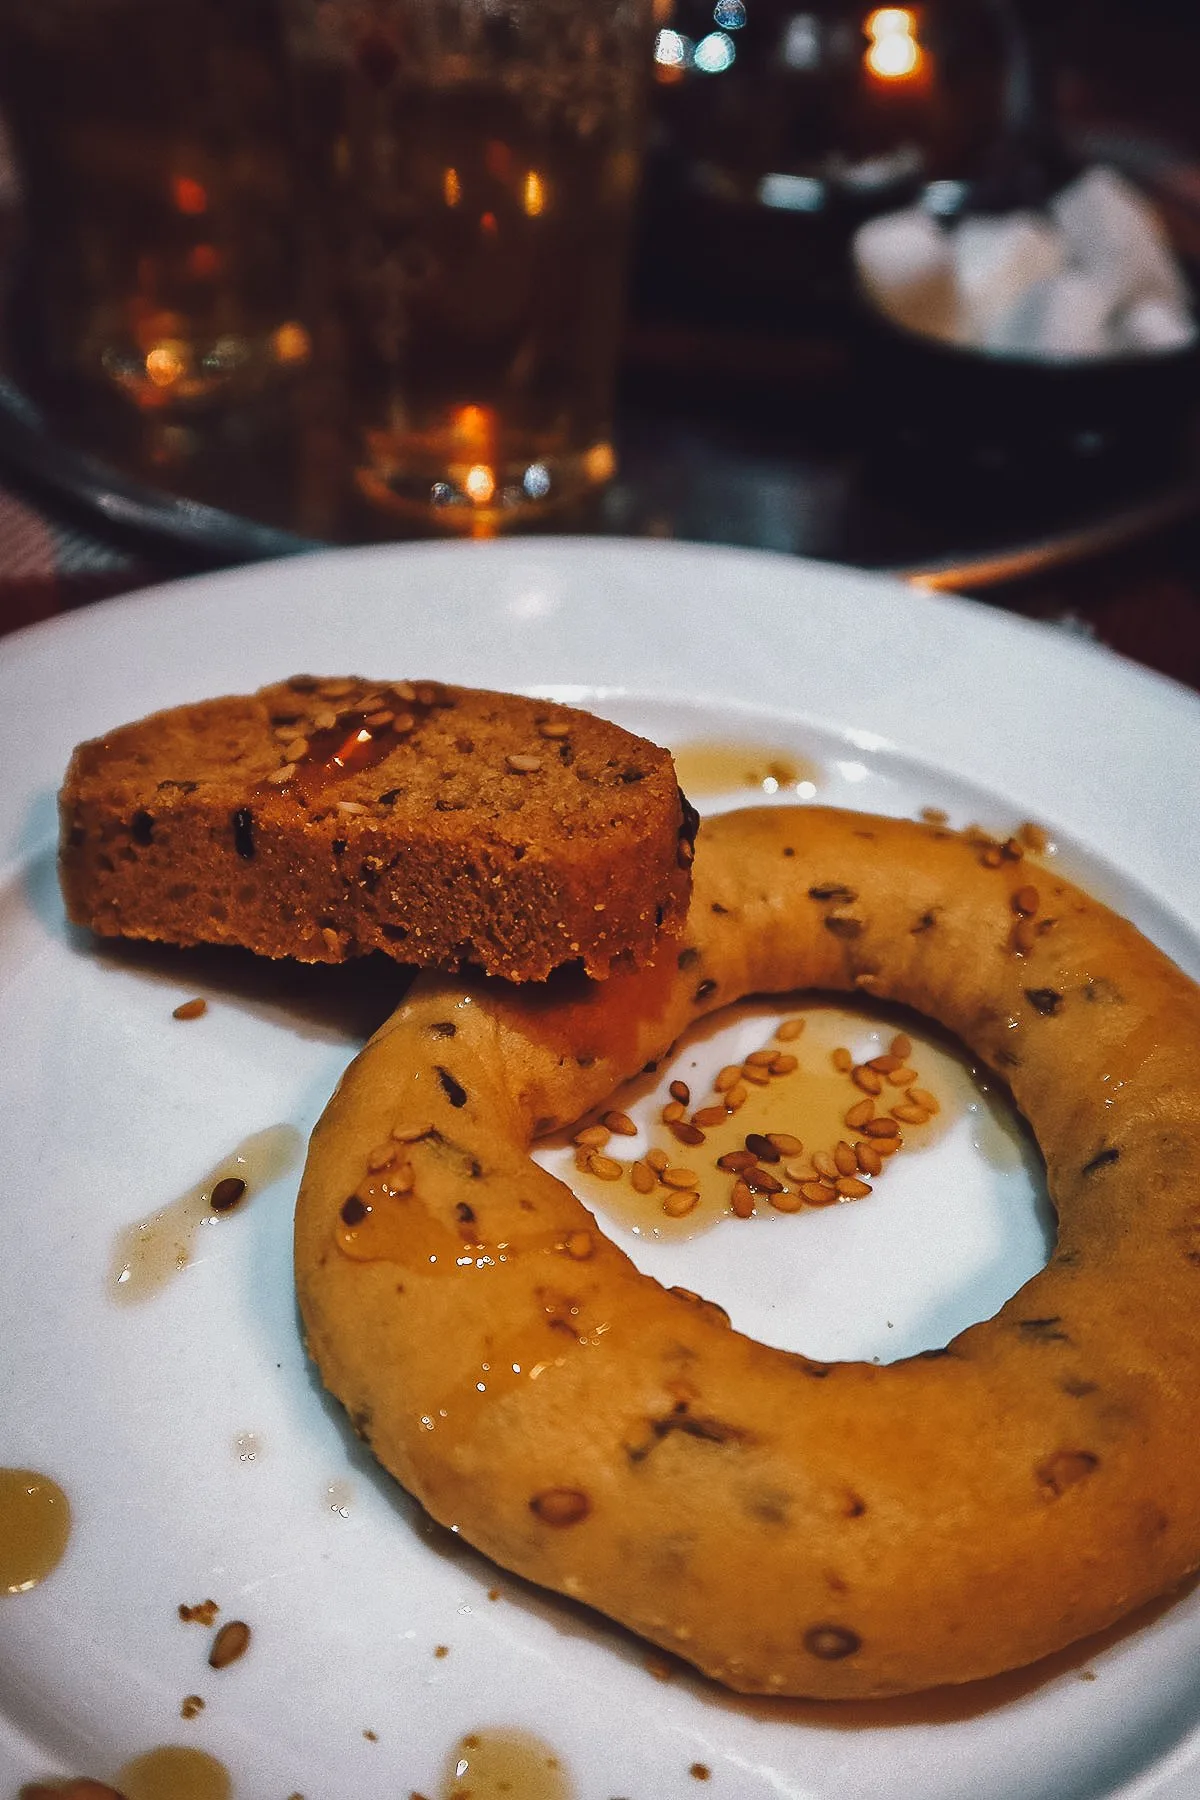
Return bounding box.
[294,71,641,525]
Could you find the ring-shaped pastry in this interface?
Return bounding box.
[295,806,1200,1697]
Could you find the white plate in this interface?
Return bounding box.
[2,538,1200,1800]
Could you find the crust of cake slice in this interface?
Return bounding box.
[58,676,696,981]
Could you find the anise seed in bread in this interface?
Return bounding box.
[58,677,697,981]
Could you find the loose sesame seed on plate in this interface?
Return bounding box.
[851,1066,883,1095]
[836,1176,873,1200]
[730,1182,755,1218]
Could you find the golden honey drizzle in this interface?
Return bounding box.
[670,740,822,800]
[0,1468,71,1594]
[110,1124,303,1303]
[560,1000,1021,1242]
[435,1729,573,1800]
[114,1746,232,1800]
[21,1748,231,1800]
[266,678,453,806]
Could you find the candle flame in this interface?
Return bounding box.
[864,7,922,80]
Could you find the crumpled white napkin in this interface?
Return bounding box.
[854,165,1197,359]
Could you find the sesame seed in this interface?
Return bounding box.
[662,1100,685,1124]
[336,800,367,815]
[836,1177,872,1199]
[717,1150,757,1172]
[602,1110,638,1136]
[813,1151,838,1180]
[588,1153,623,1181]
[668,1120,706,1147]
[891,1102,929,1124]
[210,1176,247,1214]
[851,1065,883,1095]
[209,1620,251,1669]
[573,1124,611,1149]
[266,763,296,785]
[775,1018,805,1041]
[662,1166,699,1189]
[691,1106,728,1127]
[909,1088,939,1113]
[890,1033,913,1059]
[714,1065,742,1093]
[863,1117,901,1139]
[832,1048,853,1073]
[834,1142,859,1176]
[740,1063,771,1087]
[770,1052,798,1075]
[506,753,542,773]
[743,1049,776,1068]
[744,1166,783,1195]
[645,1148,670,1173]
[669,1080,691,1105]
[844,1098,875,1129]
[767,1132,803,1155]
[855,1141,883,1176]
[725,1081,749,1110]
[768,1189,804,1213]
[730,1182,755,1218]
[662,1189,700,1218]
[538,720,572,739]
[630,1161,656,1194]
[172,997,207,1021]
[744,1132,781,1163]
[800,1181,838,1207]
